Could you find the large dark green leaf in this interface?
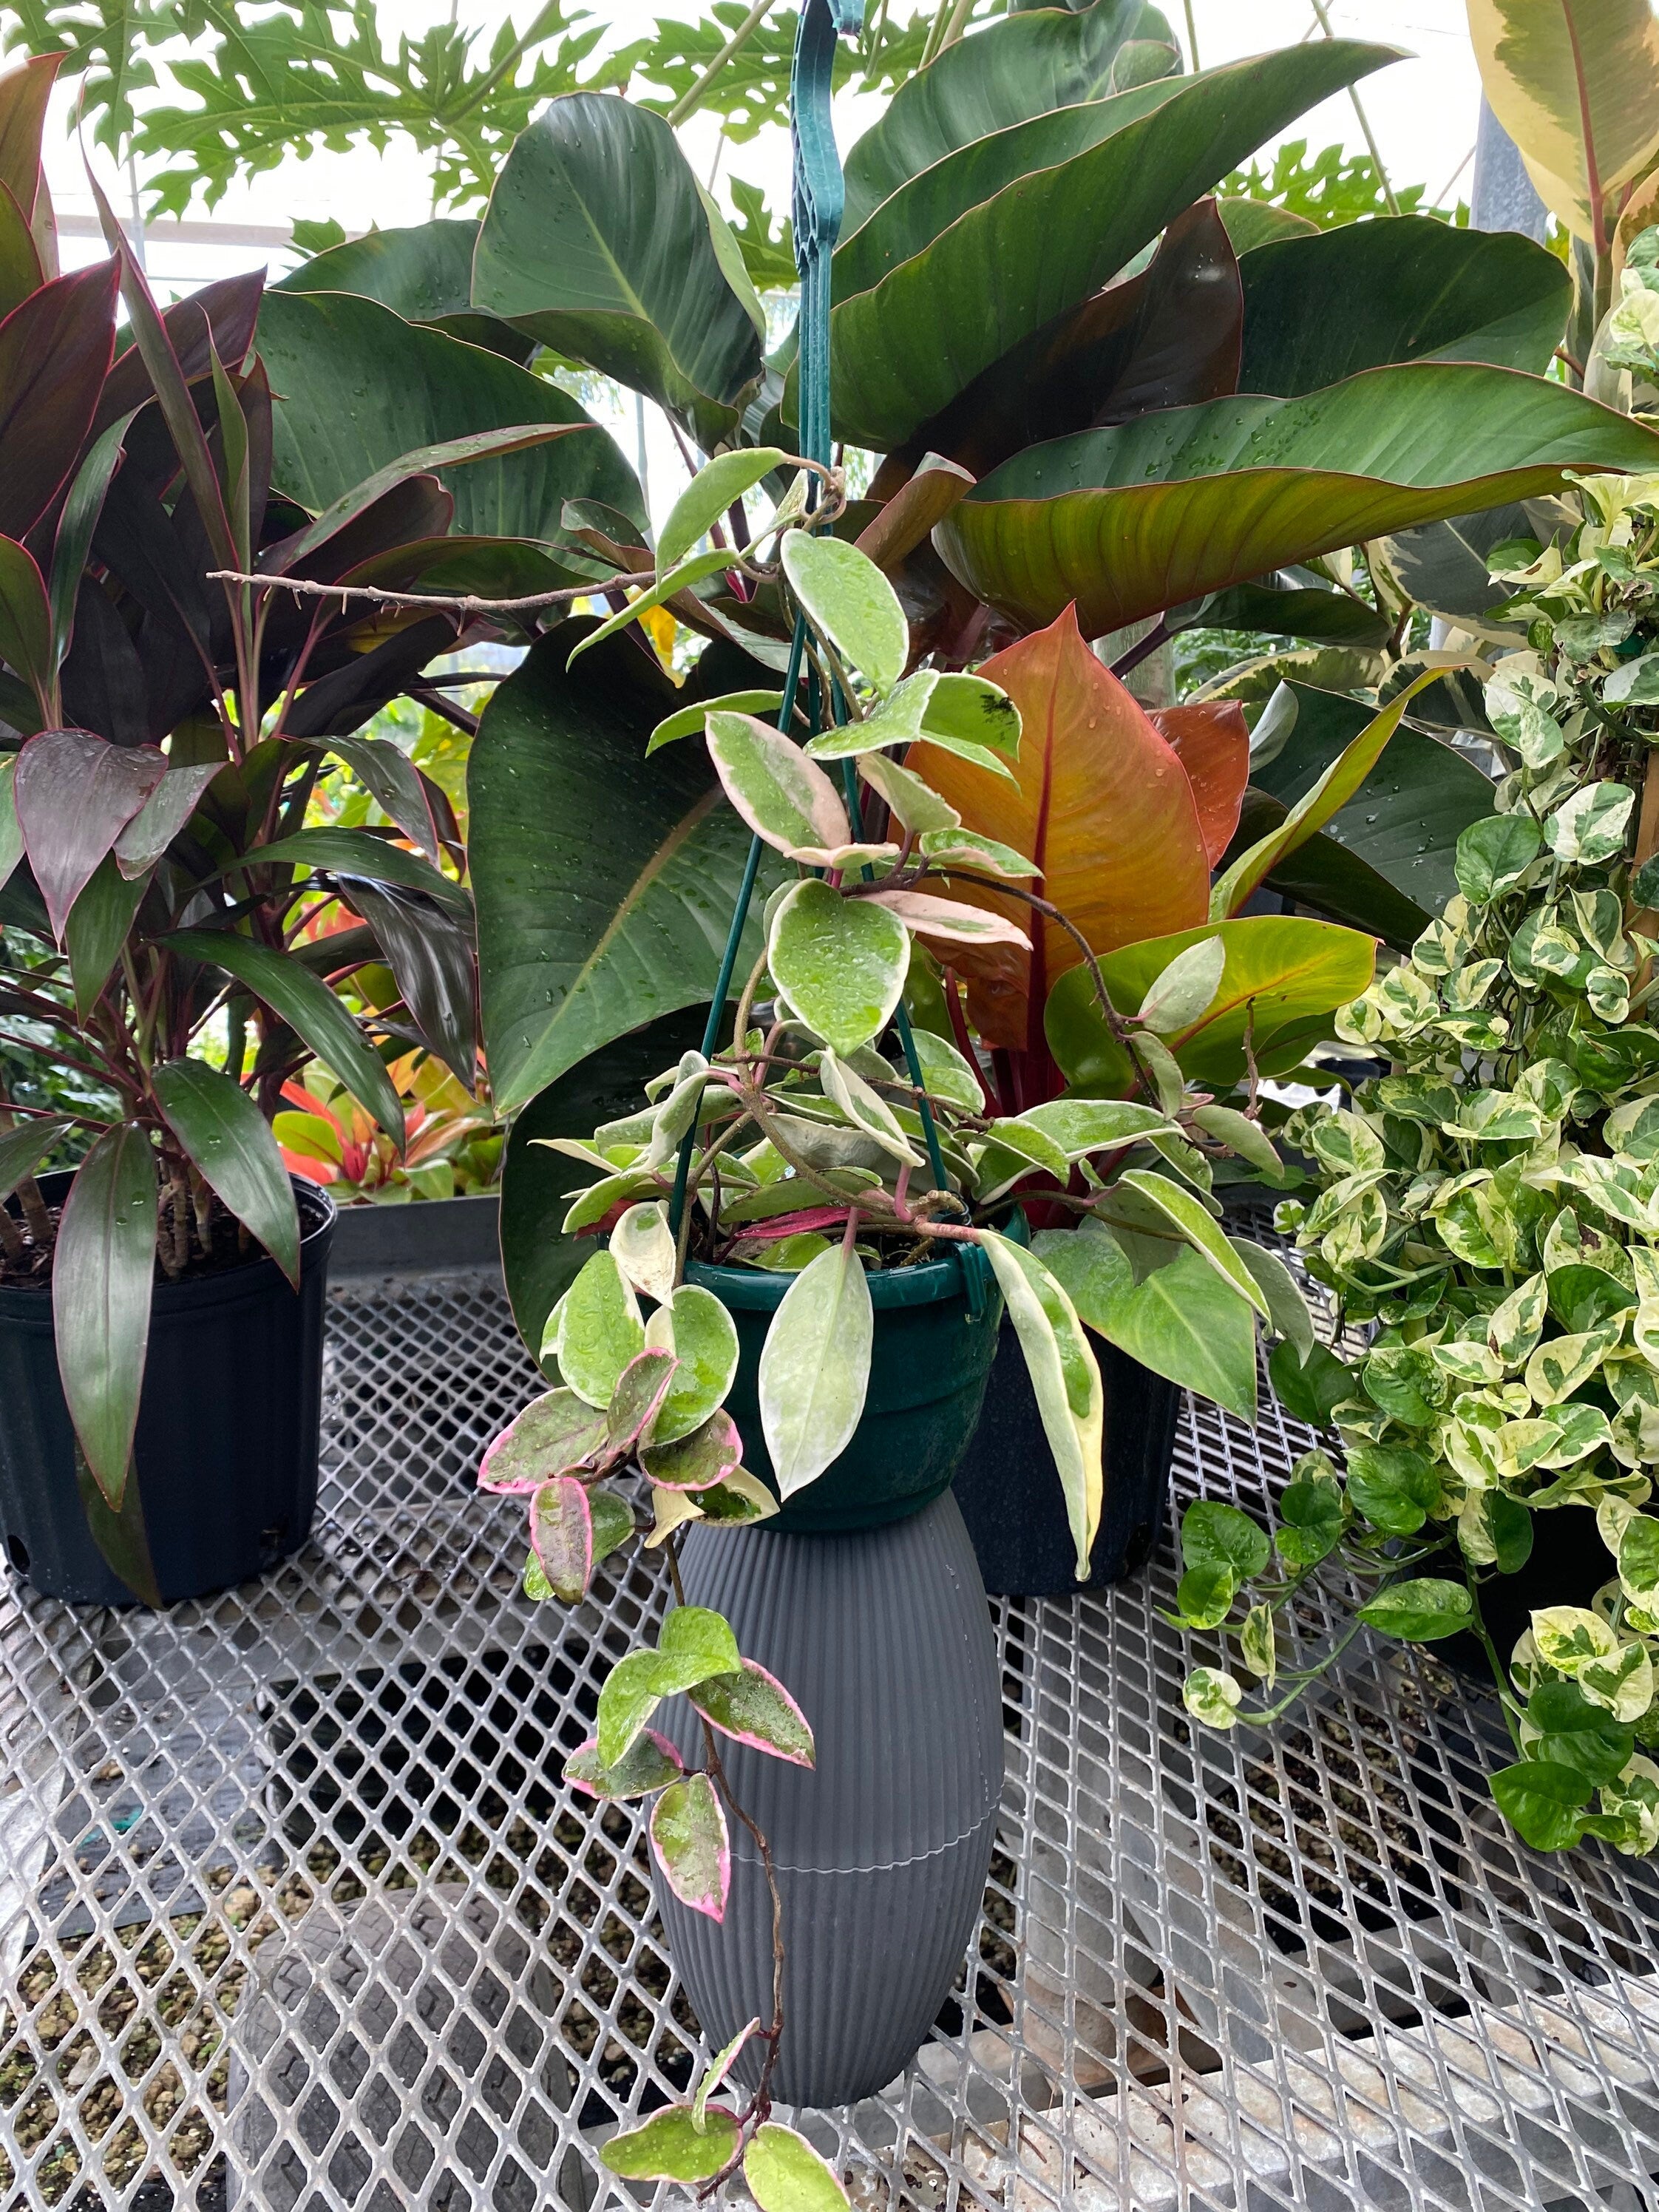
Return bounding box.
[820,41,1397,450]
[151,1057,300,1285]
[936,364,1659,637]
[53,1122,156,1510]
[1375,495,1570,628]
[472,92,765,449]
[1187,577,1392,648]
[65,852,146,1019]
[257,290,644,543]
[165,928,404,1144]
[275,219,533,359]
[1250,682,1496,919]
[842,0,1175,235]
[470,623,781,1113]
[1238,218,1571,395]
[1227,790,1431,951]
[501,1005,711,1364]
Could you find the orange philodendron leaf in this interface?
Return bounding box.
[907,604,1211,1056]
[1148,702,1250,868]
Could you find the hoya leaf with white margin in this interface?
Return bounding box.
[917,827,1039,878]
[856,750,962,834]
[657,446,788,571]
[864,887,1030,948]
[977,1230,1103,1577]
[906,1026,985,1111]
[759,1237,875,1497]
[767,877,910,1056]
[706,710,849,857]
[1119,1168,1272,1321]
[567,548,734,663]
[1137,935,1227,1035]
[609,1201,677,1305]
[780,527,907,693]
[647,688,788,756]
[819,1047,922,1166]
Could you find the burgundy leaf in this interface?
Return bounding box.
[14,727,166,940]
[529,1474,594,1604]
[0,259,121,540]
[93,269,266,442]
[649,1773,730,1921]
[0,54,60,230]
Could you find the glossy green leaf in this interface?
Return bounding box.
[1489,1759,1592,1852]
[648,1285,740,1446]
[1035,1221,1258,1422]
[1357,1578,1473,1641]
[1275,1472,1346,1567]
[906,1027,985,1112]
[228,829,468,918]
[274,216,532,356]
[659,447,788,571]
[744,2124,853,2212]
[600,2105,741,2183]
[258,289,643,541]
[978,1230,1103,1576]
[767,878,910,1057]
[1136,935,1225,1034]
[824,41,1397,449]
[840,0,1175,234]
[473,92,764,447]
[1212,674,1444,919]
[52,1124,156,1510]
[1047,916,1377,1093]
[937,367,1659,639]
[1183,1498,1272,1579]
[151,1059,300,1286]
[1268,1337,1353,1429]
[597,1604,742,1766]
[471,631,779,1113]
[1116,1169,1269,1318]
[1527,1680,1635,1785]
[758,1239,874,1499]
[165,929,404,1145]
[566,548,736,664]
[557,1252,645,1409]
[647,688,787,756]
[1238,218,1570,394]
[1228,1238,1314,1355]
[780,530,907,693]
[1346,1442,1439,1536]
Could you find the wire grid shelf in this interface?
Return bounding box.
[2,1258,1659,2211]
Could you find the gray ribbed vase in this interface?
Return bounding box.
[659,1491,1002,2110]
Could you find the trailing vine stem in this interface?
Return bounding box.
[662,1534,789,2185]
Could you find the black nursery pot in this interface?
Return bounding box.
[951,1320,1181,1597]
[0,1173,336,1606]
[1442,1504,1615,1686]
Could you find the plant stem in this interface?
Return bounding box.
[1182,0,1200,68]
[1307,0,1400,214]
[668,0,778,127]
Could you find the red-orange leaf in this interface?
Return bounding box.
[909,605,1210,1055]
[1149,702,1249,867]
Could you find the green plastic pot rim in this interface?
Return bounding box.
[687,1207,1028,1312]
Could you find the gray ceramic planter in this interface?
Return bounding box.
[657,1490,1002,2110]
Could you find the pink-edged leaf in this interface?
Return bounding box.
[688,1658,815,1767]
[639,1408,743,1491]
[864,887,1031,949]
[744,2123,852,2211]
[478,1388,607,1493]
[606,1346,680,1456]
[600,2104,741,2182]
[692,2018,764,2130]
[732,1206,852,1244]
[649,1771,730,1921]
[529,1475,594,1604]
[0,257,119,540]
[14,728,166,940]
[93,269,265,440]
[113,764,222,878]
[563,1728,683,1801]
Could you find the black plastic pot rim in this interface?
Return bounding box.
[0,1173,336,1320]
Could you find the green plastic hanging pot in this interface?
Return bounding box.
[685,1213,1026,1533]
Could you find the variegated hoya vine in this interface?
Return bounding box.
[478,461,1313,2191]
